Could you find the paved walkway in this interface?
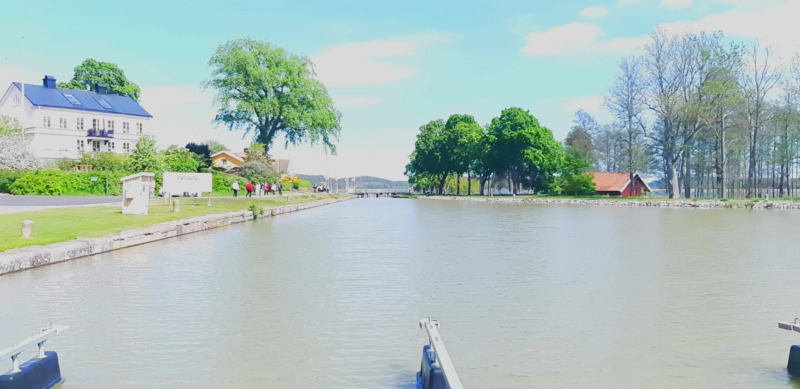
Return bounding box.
[0,195,120,215]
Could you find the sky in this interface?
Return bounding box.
[2,0,800,180]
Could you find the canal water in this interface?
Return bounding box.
[2,198,800,388]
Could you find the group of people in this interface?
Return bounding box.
[312,184,329,193]
[231,180,284,197]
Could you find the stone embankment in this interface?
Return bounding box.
[0,196,354,276]
[423,196,800,210]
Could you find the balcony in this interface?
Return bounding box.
[87,129,114,138]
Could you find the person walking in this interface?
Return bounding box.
[232,180,239,197]
[246,181,254,198]
[265,182,271,195]
[278,183,283,195]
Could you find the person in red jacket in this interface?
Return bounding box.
[245,181,254,198]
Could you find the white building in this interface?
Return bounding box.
[0,75,153,161]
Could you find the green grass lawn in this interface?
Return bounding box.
[0,194,339,252]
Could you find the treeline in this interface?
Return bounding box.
[405,108,595,196]
[573,28,800,199]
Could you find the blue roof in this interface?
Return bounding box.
[13,83,152,118]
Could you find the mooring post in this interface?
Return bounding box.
[21,220,33,238]
[173,199,180,213]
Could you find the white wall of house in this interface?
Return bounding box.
[0,84,152,160]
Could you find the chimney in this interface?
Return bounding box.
[94,84,108,95]
[43,75,56,89]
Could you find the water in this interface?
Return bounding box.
[2,198,800,388]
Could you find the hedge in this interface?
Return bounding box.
[9,170,128,196]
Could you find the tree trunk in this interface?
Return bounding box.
[467,171,472,196]
[747,125,758,198]
[683,147,691,199]
[668,163,680,199]
[718,115,727,198]
[438,173,447,195]
[508,175,514,196]
[456,174,461,196]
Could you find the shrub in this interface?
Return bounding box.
[0,170,27,193]
[10,170,69,195]
[9,170,127,195]
[163,146,201,172]
[239,160,278,183]
[211,171,247,193]
[562,174,596,196]
[78,152,129,171]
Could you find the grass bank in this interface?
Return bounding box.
[0,194,339,252]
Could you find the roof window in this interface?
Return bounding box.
[63,93,81,105]
[94,96,113,109]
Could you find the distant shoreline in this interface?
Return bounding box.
[417,195,800,210]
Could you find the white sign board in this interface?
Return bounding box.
[162,172,212,196]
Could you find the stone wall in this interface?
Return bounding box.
[0,196,353,276]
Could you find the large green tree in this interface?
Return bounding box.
[58,58,141,100]
[487,107,563,194]
[205,38,341,154]
[443,114,483,195]
[405,119,449,194]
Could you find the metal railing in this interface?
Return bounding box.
[779,318,800,333]
[0,324,69,373]
[419,317,463,389]
[87,129,114,138]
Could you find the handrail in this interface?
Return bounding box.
[778,318,800,333]
[419,317,463,389]
[0,324,69,373]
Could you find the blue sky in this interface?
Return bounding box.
[2,0,798,180]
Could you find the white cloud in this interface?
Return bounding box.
[661,0,693,7]
[311,33,454,88]
[579,6,610,19]
[616,0,640,5]
[521,23,646,57]
[331,95,380,109]
[658,0,800,56]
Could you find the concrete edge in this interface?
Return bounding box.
[0,195,354,276]
[419,196,800,210]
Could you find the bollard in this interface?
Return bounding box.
[21,220,33,238]
[173,199,180,213]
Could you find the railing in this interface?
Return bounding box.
[779,318,800,333]
[419,317,463,389]
[87,129,114,138]
[0,324,69,373]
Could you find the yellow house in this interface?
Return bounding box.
[211,150,246,170]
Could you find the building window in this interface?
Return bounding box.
[77,118,84,130]
[92,141,100,152]
[123,142,130,153]
[136,123,143,134]
[122,122,129,133]
[59,117,67,129]
[92,118,99,130]
[108,142,115,152]
[76,140,85,152]
[13,96,20,106]
[43,116,51,128]
[108,120,115,131]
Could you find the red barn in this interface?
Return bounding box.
[589,172,652,197]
